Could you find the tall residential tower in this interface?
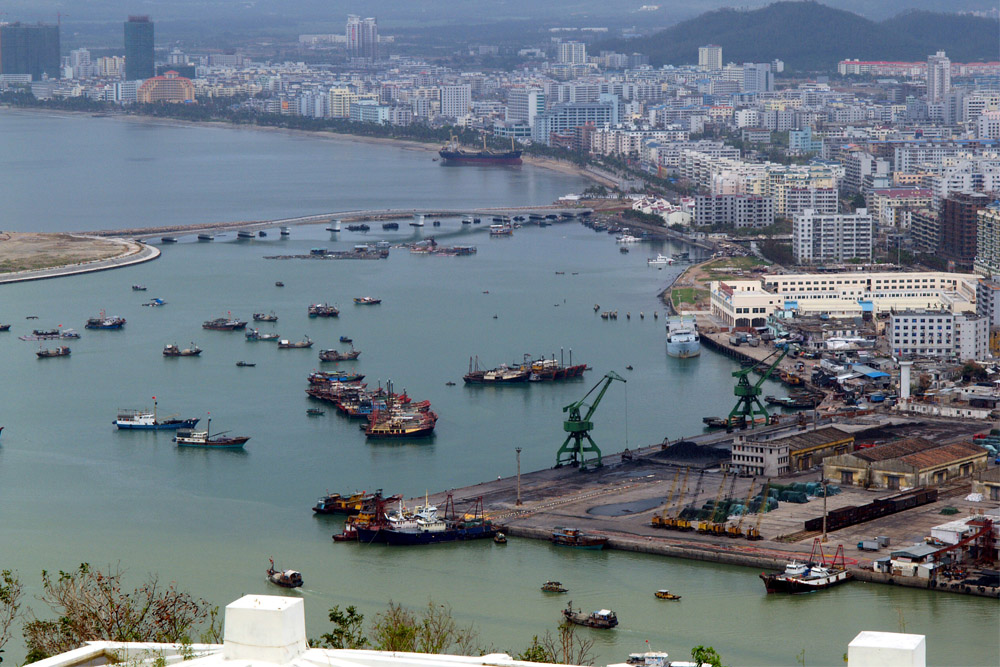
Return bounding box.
[0,22,60,80]
[926,50,951,103]
[346,15,378,61]
[124,16,154,80]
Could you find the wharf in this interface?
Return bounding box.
[414,417,997,598]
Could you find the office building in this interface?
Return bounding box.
[940,192,990,266]
[889,310,987,360]
[124,16,154,81]
[439,84,471,118]
[136,70,194,103]
[346,15,378,61]
[698,45,722,71]
[793,208,874,264]
[742,63,773,94]
[926,50,951,103]
[0,22,60,80]
[557,41,586,65]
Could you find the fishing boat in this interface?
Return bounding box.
[253,312,278,322]
[237,230,255,239]
[364,412,437,439]
[551,527,607,549]
[382,222,399,230]
[307,303,339,318]
[115,399,199,430]
[654,590,681,600]
[355,495,494,545]
[160,237,178,243]
[313,490,400,516]
[278,336,313,349]
[0,324,10,332]
[142,298,167,307]
[132,284,148,291]
[275,281,285,287]
[85,311,126,330]
[353,296,381,305]
[463,357,529,384]
[666,315,701,359]
[319,348,361,362]
[36,346,71,358]
[163,343,202,357]
[307,370,366,384]
[493,532,507,544]
[266,559,303,588]
[197,234,214,241]
[236,361,256,367]
[174,418,249,449]
[562,603,618,629]
[541,581,567,593]
[306,408,324,416]
[760,541,852,594]
[526,355,589,381]
[202,316,247,331]
[339,336,353,344]
[647,254,673,266]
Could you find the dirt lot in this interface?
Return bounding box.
[0,233,130,274]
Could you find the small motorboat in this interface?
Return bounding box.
[275,281,285,287]
[266,559,303,588]
[306,408,325,416]
[197,234,214,241]
[647,254,673,266]
[445,381,456,386]
[541,581,567,593]
[654,590,681,600]
[493,532,507,544]
[236,361,256,367]
[142,298,167,307]
[25,316,38,319]
[132,284,147,291]
[339,336,353,344]
[0,324,10,332]
[160,237,178,244]
[353,296,381,305]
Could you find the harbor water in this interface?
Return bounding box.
[0,111,997,666]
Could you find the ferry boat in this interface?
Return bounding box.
[551,527,607,549]
[36,346,71,358]
[85,311,126,330]
[562,603,618,629]
[174,418,249,449]
[647,254,673,266]
[666,315,701,358]
[163,343,202,357]
[266,559,302,588]
[319,348,361,362]
[353,296,381,305]
[438,135,522,165]
[355,495,495,545]
[253,312,278,322]
[760,541,852,594]
[307,303,339,318]
[202,316,247,331]
[115,400,198,430]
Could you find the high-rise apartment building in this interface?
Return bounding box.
[346,15,378,61]
[940,192,990,266]
[0,22,60,80]
[975,203,1000,277]
[506,88,545,128]
[698,45,722,71]
[742,63,773,94]
[557,41,586,65]
[926,50,951,104]
[793,209,874,264]
[439,84,471,118]
[124,16,154,80]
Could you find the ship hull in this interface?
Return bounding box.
[116,419,199,430]
[360,524,495,546]
[760,570,852,594]
[666,339,701,358]
[438,150,522,166]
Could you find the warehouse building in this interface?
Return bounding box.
[822,438,987,489]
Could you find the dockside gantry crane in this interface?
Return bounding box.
[556,371,626,470]
[727,348,788,430]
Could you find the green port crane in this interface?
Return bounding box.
[555,371,626,469]
[727,347,788,429]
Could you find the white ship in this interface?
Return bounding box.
[666,315,700,358]
[647,253,673,266]
[616,234,639,244]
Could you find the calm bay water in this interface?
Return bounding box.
[0,111,996,666]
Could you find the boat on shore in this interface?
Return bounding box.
[319,348,361,362]
[115,399,198,430]
[253,311,278,322]
[266,559,302,588]
[174,417,249,449]
[278,336,313,349]
[666,315,701,358]
[308,303,339,318]
[202,316,247,331]
[353,296,381,305]
[85,311,126,330]
[760,541,852,594]
[163,343,202,357]
[562,603,618,629]
[552,527,607,549]
[36,346,71,358]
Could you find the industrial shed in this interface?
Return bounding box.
[822,438,987,489]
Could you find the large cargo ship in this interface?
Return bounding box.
[666,315,701,358]
[438,135,522,165]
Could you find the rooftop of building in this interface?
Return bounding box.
[854,437,938,462]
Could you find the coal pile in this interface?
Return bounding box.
[653,441,729,461]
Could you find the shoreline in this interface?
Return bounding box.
[2,106,605,186]
[0,236,159,285]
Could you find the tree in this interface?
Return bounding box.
[691,644,726,667]
[22,564,220,663]
[0,571,23,663]
[318,605,368,649]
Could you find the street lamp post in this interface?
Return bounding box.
[822,477,829,543]
[516,447,522,506]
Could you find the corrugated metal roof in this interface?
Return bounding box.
[771,426,853,452]
[900,441,985,469]
[855,437,937,462]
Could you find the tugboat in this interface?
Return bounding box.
[562,602,618,629]
[760,540,852,594]
[202,316,247,331]
[551,527,608,549]
[266,559,303,589]
[115,399,199,430]
[174,417,249,449]
[163,343,202,357]
[253,311,278,322]
[307,303,339,318]
[353,296,381,305]
[85,311,126,330]
[36,346,71,358]
[278,336,313,349]
[541,581,567,593]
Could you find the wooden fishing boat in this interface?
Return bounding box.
[541,581,567,593]
[551,527,607,549]
[319,348,361,362]
[562,603,617,629]
[493,532,507,544]
[654,590,681,600]
[266,559,303,588]
[278,336,313,349]
[174,418,249,449]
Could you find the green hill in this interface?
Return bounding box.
[599,1,999,72]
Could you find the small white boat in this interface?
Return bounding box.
[647,254,673,266]
[616,234,639,244]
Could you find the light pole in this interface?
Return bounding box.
[821,477,829,543]
[516,447,522,506]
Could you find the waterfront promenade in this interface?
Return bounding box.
[0,236,158,285]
